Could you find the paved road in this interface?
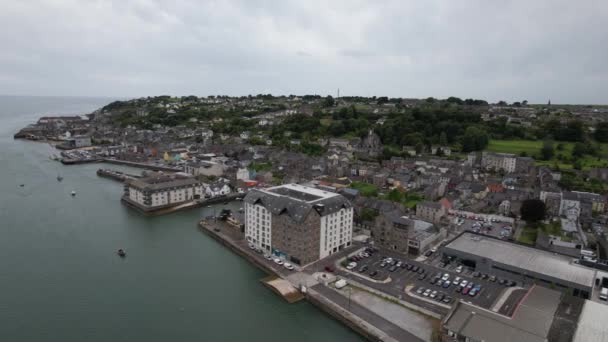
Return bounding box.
[312,284,423,342]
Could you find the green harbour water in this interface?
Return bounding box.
[0,96,362,342]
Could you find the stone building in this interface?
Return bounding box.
[243,184,353,265]
[416,201,447,224]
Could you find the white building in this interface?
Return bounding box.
[243,183,353,265]
[122,172,205,211]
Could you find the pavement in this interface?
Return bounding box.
[312,284,424,342]
[307,244,515,315]
[341,285,434,341]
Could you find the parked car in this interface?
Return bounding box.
[489,275,497,282]
[396,261,403,268]
[358,265,368,273]
[423,289,432,297]
[480,273,488,280]
[400,263,408,269]
[442,280,451,288]
[472,271,480,277]
[437,279,445,287]
[284,263,295,270]
[507,280,516,287]
[430,290,438,299]
[324,266,335,273]
[454,277,462,286]
[416,287,425,295]
[418,273,427,280]
[389,265,398,272]
[442,273,450,281]
[264,254,273,260]
[346,262,357,270]
[412,265,420,272]
[407,264,414,270]
[455,265,463,273]
[274,258,284,265]
[443,296,453,304]
[424,250,433,257]
[369,270,378,277]
[437,293,445,301]
[460,280,469,288]
[498,279,507,285]
[456,286,463,293]
[380,262,387,268]
[429,277,439,285]
[417,268,425,274]
[469,288,478,297]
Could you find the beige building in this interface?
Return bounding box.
[416,201,446,224]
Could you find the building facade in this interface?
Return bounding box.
[243,184,353,265]
[416,201,446,223]
[122,172,205,211]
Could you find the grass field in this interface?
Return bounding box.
[486,139,608,170]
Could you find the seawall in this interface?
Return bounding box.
[198,221,397,342]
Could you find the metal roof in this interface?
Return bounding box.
[445,286,560,342]
[574,300,608,342]
[445,233,597,288]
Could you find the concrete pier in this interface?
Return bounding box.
[198,220,420,342]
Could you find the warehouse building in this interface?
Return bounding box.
[443,232,597,298]
[243,184,353,266]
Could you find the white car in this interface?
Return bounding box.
[264,254,273,260]
[423,289,432,297]
[430,290,438,299]
[283,263,295,270]
[460,280,469,288]
[273,258,284,265]
[346,262,357,270]
[454,277,462,286]
[456,265,463,273]
[248,243,256,250]
[442,273,450,281]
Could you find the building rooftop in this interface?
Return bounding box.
[126,173,201,192]
[244,184,351,222]
[573,299,608,342]
[267,183,339,202]
[445,233,597,288]
[444,286,561,342]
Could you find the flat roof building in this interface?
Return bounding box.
[444,286,562,342]
[123,172,205,212]
[443,232,598,298]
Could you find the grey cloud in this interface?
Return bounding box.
[0,0,606,103]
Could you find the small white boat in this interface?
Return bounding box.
[71,190,76,196]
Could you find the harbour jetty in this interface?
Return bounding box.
[198,219,402,342]
[96,169,140,182]
[102,158,182,172]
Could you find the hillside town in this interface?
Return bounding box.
[14,95,608,341]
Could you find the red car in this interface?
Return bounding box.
[324,266,335,273]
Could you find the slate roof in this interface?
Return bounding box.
[244,184,352,223]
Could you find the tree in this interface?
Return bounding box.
[572,142,586,158]
[439,131,448,145]
[461,126,489,152]
[520,199,546,222]
[446,96,463,105]
[323,95,335,107]
[540,140,554,160]
[497,100,507,106]
[595,122,608,143]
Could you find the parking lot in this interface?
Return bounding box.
[451,213,514,240]
[319,245,520,312]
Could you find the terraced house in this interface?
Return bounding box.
[243,184,353,265]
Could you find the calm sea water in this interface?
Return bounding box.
[0,96,362,342]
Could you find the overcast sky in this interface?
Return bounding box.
[1,0,607,103]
